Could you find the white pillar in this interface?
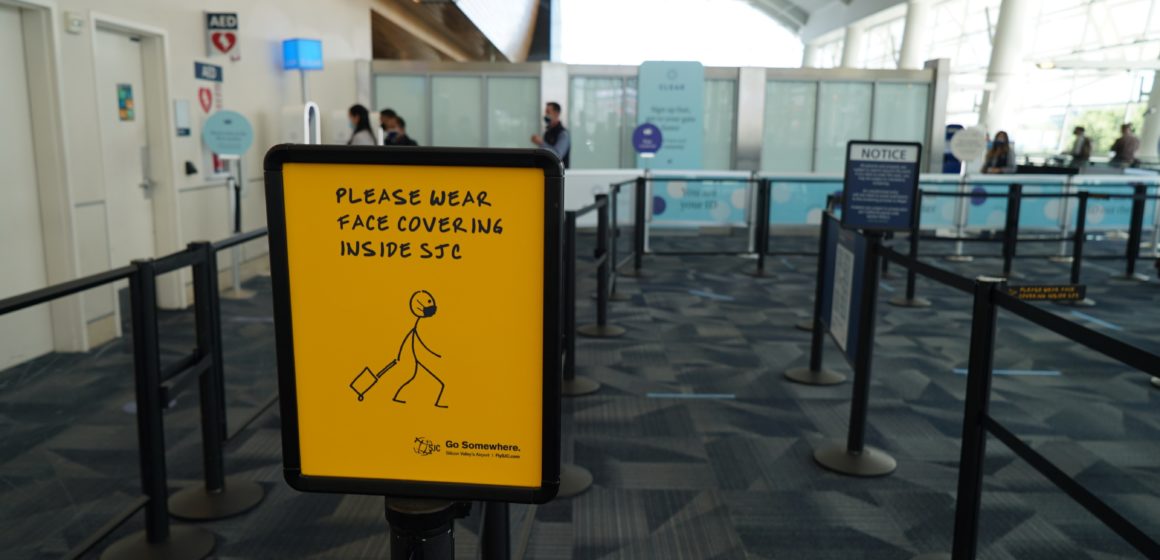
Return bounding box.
[802,43,819,68]
[899,0,935,69]
[841,24,866,68]
[979,0,1042,133]
[1139,71,1160,159]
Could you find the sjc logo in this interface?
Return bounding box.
[413,437,441,456]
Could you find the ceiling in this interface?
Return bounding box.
[372,0,507,61]
[744,0,837,33]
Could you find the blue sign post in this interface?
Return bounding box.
[819,214,867,366]
[841,141,922,232]
[631,123,663,157]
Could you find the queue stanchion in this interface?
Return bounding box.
[813,233,897,477]
[578,195,626,338]
[1000,184,1022,279]
[1058,191,1096,307]
[563,211,601,396]
[1049,178,1074,263]
[1111,183,1150,282]
[102,259,215,560]
[797,194,841,332]
[890,190,932,308]
[169,242,264,521]
[749,179,773,277]
[785,207,846,385]
[385,499,467,560]
[605,183,630,301]
[623,176,648,277]
[481,502,510,560]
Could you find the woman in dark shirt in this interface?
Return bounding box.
[983,130,1016,174]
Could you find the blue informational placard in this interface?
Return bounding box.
[632,123,663,155]
[194,62,222,82]
[282,38,323,70]
[650,179,748,225]
[636,61,703,170]
[841,141,922,232]
[202,110,253,156]
[819,213,866,367]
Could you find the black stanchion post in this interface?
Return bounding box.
[563,212,601,396]
[579,196,626,338]
[949,277,1002,559]
[891,190,931,308]
[627,176,647,277]
[750,179,772,277]
[1060,192,1096,307]
[385,499,465,559]
[481,502,510,560]
[1001,184,1022,279]
[813,233,897,477]
[1113,183,1149,282]
[797,194,839,332]
[786,206,846,385]
[606,184,629,301]
[102,260,214,560]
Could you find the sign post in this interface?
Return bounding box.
[947,127,986,262]
[263,145,563,557]
[202,110,254,297]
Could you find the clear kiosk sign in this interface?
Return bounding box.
[264,145,563,503]
[840,141,922,232]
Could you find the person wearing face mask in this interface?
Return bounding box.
[530,102,570,168]
[379,108,397,145]
[347,104,376,146]
[982,130,1016,174]
[384,116,418,147]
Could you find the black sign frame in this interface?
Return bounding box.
[840,140,923,233]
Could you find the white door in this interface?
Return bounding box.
[96,28,155,267]
[0,5,54,369]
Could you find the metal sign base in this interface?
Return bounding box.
[813,442,897,477]
[784,367,846,386]
[576,324,627,338]
[1109,273,1150,283]
[169,477,265,520]
[794,320,814,332]
[100,526,215,560]
[888,296,932,308]
[1151,376,1160,389]
[562,376,601,397]
[1047,255,1073,264]
[944,255,974,263]
[557,464,594,498]
[385,499,463,560]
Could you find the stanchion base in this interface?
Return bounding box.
[784,367,846,386]
[813,442,897,477]
[619,268,648,278]
[1151,376,1160,389]
[577,324,627,338]
[1047,255,1074,264]
[557,464,593,498]
[100,525,215,560]
[910,554,952,560]
[794,320,814,332]
[1055,298,1097,308]
[1109,273,1150,283]
[593,292,632,302]
[562,376,601,397]
[746,269,775,278]
[944,255,974,263]
[888,296,932,308]
[169,478,265,521]
[221,288,257,300]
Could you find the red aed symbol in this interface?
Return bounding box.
[211,32,236,54]
[198,88,213,113]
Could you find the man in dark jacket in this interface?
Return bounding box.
[531,102,570,168]
[385,116,418,147]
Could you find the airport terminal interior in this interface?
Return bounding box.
[1,0,1159,558]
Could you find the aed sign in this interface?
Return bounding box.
[841,141,922,232]
[205,12,240,61]
[264,145,563,503]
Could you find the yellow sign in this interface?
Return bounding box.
[265,147,562,501]
[1006,284,1086,301]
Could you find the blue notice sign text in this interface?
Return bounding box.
[841,141,921,232]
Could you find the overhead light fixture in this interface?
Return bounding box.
[1036,60,1056,69]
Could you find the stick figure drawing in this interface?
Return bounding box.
[392,290,447,408]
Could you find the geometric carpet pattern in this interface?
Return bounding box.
[0,232,1157,559]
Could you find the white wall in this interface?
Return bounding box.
[48,0,374,347]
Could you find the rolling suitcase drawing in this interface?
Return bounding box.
[349,360,398,401]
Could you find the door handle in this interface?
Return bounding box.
[140,146,154,192]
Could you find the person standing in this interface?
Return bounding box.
[385,116,419,147]
[982,130,1017,174]
[347,104,376,146]
[1066,126,1092,168]
[1110,124,1139,167]
[531,102,570,168]
[379,108,397,145]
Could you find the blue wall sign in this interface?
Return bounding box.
[636,61,703,169]
[194,62,222,82]
[841,141,922,232]
[819,213,867,367]
[632,123,663,155]
[202,110,253,156]
[282,38,323,70]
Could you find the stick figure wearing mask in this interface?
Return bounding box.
[392,290,447,408]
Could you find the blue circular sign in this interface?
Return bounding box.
[632,123,663,155]
[202,110,253,156]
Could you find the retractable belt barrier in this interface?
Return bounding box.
[0,227,272,560]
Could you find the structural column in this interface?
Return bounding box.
[802,43,820,68]
[841,24,867,68]
[978,0,1042,133]
[1139,67,1160,159]
[898,0,936,69]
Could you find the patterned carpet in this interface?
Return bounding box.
[0,230,1157,559]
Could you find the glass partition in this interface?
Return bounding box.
[487,77,540,149]
[569,77,625,169]
[373,75,429,146]
[703,79,737,169]
[761,81,817,172]
[815,82,873,172]
[432,76,483,148]
[872,82,930,143]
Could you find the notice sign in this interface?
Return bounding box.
[819,213,868,367]
[264,145,563,503]
[1007,284,1086,301]
[841,141,922,232]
